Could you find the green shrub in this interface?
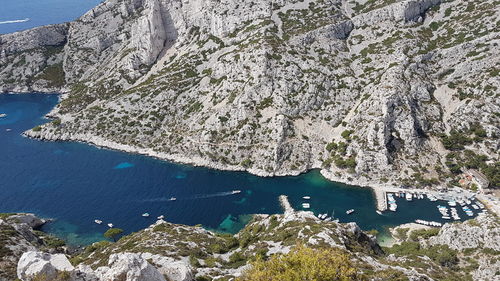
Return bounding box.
[341,130,353,140]
[409,228,440,241]
[238,245,362,281]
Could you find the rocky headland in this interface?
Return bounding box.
[0,0,497,192]
[2,197,499,281]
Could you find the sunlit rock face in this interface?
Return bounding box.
[1,0,499,190]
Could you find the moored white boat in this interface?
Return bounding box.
[107,223,114,228]
[142,213,150,217]
[157,215,164,220]
[346,209,355,215]
[405,193,413,201]
[389,203,397,212]
[302,196,311,200]
[94,220,102,224]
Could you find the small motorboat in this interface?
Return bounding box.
[157,215,165,220]
[302,203,310,209]
[107,223,114,228]
[0,113,6,118]
[94,220,103,224]
[405,193,413,201]
[168,197,177,201]
[376,210,383,215]
[6,128,12,132]
[142,213,150,217]
[302,196,311,200]
[346,209,355,215]
[231,190,241,194]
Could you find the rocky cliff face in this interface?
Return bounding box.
[0,24,68,93]
[1,0,498,189]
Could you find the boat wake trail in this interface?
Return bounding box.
[141,197,173,203]
[0,18,30,25]
[142,191,241,202]
[190,191,239,199]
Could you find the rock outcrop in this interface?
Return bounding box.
[17,251,74,281]
[16,251,168,281]
[429,213,500,251]
[94,253,167,281]
[0,214,46,281]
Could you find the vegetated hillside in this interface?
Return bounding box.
[1,0,498,188]
[9,209,500,281]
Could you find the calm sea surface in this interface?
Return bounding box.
[0,94,478,246]
[0,0,102,34]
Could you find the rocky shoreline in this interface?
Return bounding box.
[24,124,396,210]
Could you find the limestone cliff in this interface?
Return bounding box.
[0,0,498,189]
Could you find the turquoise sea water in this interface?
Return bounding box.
[0,0,102,34]
[0,94,479,246]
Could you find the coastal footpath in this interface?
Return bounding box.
[2,197,500,281]
[0,0,497,193]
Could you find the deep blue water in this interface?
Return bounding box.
[0,0,102,34]
[0,94,478,246]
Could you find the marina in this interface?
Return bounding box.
[383,189,488,227]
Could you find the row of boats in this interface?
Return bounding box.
[302,196,355,217]
[415,219,442,227]
[387,193,398,212]
[438,205,460,220]
[387,191,433,212]
[302,196,311,209]
[439,198,485,220]
[94,213,166,227]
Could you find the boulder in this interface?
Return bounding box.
[140,253,193,281]
[94,253,166,281]
[17,251,74,281]
[9,213,46,228]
